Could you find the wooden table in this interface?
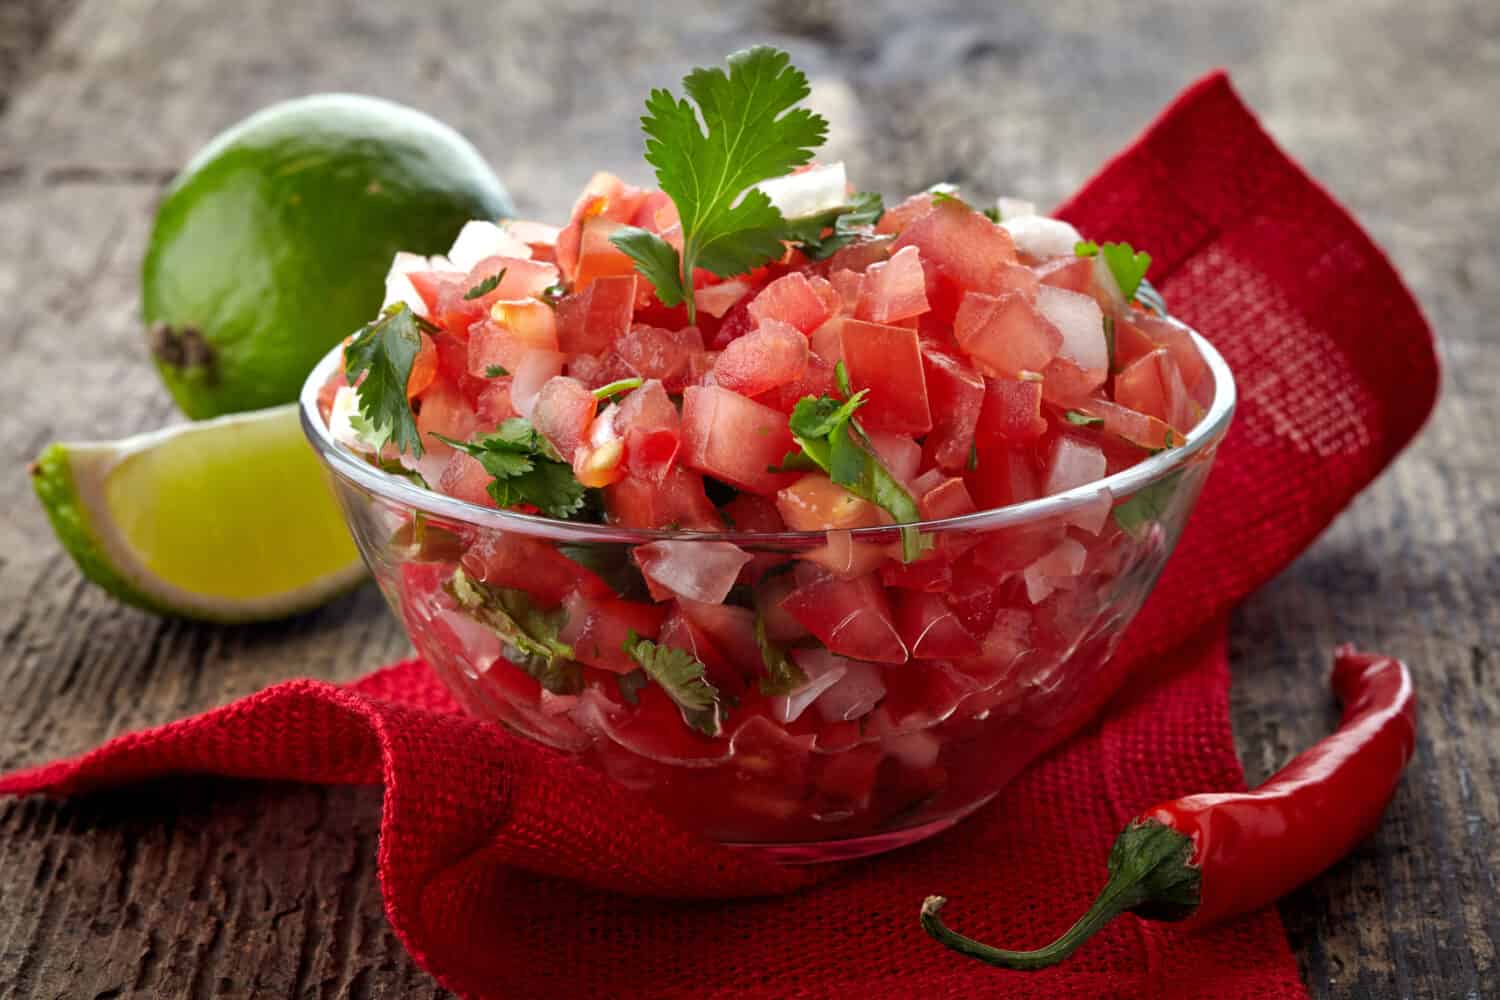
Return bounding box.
[1,1,1494,996]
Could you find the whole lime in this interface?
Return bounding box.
[144,93,512,418]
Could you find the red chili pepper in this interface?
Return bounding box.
[919,644,1417,970]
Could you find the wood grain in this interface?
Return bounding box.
[0,1,1494,997]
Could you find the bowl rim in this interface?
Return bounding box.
[299,314,1236,546]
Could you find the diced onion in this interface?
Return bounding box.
[1000,215,1084,258]
[756,162,848,221]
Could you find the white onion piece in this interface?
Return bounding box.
[1045,435,1107,496]
[328,385,372,453]
[815,660,887,722]
[1066,488,1114,536]
[756,162,848,221]
[884,728,942,769]
[1036,286,1108,373]
[635,540,753,605]
[504,219,562,245]
[1024,538,1089,604]
[511,352,566,418]
[993,196,1037,221]
[1000,215,1084,258]
[447,220,532,271]
[769,649,849,724]
[381,250,454,315]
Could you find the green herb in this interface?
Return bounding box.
[370,453,430,489]
[344,303,431,457]
[485,365,510,378]
[463,268,506,300]
[432,418,587,519]
[1135,277,1169,318]
[621,630,723,736]
[783,392,927,561]
[610,46,828,321]
[540,282,568,306]
[926,182,962,206]
[834,359,852,397]
[557,544,652,601]
[617,669,650,705]
[983,205,1003,223]
[1112,470,1184,537]
[593,376,644,401]
[755,616,807,696]
[1074,240,1153,303]
[1149,428,1182,455]
[785,191,885,261]
[1064,410,1105,428]
[445,569,582,694]
[967,441,979,471]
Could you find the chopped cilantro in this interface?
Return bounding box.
[485,365,510,378]
[983,205,1003,223]
[540,282,568,306]
[617,669,650,705]
[1113,470,1184,537]
[621,630,723,736]
[445,569,581,694]
[609,46,828,321]
[432,418,587,519]
[1064,410,1105,428]
[463,268,506,300]
[786,191,886,261]
[344,303,431,457]
[1075,240,1153,302]
[593,376,644,401]
[784,391,927,561]
[967,441,979,471]
[755,616,808,696]
[370,453,430,489]
[834,359,852,397]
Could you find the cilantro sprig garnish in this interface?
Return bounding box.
[463,268,506,301]
[755,616,807,696]
[433,418,588,519]
[621,630,723,736]
[1075,240,1153,303]
[610,46,828,321]
[781,390,928,562]
[344,303,434,457]
[445,569,582,694]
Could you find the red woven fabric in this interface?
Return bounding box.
[2,72,1436,999]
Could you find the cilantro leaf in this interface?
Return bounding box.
[1064,410,1105,428]
[1112,470,1184,537]
[463,268,506,300]
[617,669,650,705]
[445,569,582,694]
[833,359,852,397]
[786,191,886,261]
[485,365,509,378]
[926,182,962,206]
[785,392,927,561]
[614,46,828,319]
[593,376,644,401]
[1075,240,1153,302]
[370,453,430,489]
[344,304,429,457]
[433,417,588,519]
[756,615,808,696]
[621,630,723,736]
[983,205,1002,223]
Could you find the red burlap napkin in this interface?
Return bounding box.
[2,72,1436,999]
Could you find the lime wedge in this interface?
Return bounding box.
[30,404,364,623]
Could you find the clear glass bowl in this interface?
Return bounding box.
[299,321,1234,863]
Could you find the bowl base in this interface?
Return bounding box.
[722,792,998,864]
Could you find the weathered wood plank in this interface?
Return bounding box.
[1,1,1494,997]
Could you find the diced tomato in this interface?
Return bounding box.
[561,590,667,673]
[510,350,566,418]
[1113,316,1158,371]
[574,217,639,291]
[814,743,885,811]
[603,466,723,531]
[565,351,635,391]
[555,171,646,281]
[839,318,932,434]
[437,451,498,508]
[678,599,761,678]
[712,319,809,397]
[880,553,953,592]
[977,374,1047,445]
[805,528,890,579]
[894,590,982,658]
[865,430,922,485]
[747,272,838,334]
[504,220,560,260]
[876,192,938,235]
[782,569,908,663]
[615,324,704,392]
[776,473,884,532]
[966,440,1041,510]
[954,291,1061,377]
[460,533,612,607]
[694,278,753,319]
[890,199,1018,296]
[1076,397,1176,451]
[919,347,985,473]
[1115,348,1175,425]
[752,572,808,643]
[680,386,799,496]
[657,605,746,696]
[556,274,637,356]
[475,377,516,427]
[530,376,597,459]
[918,477,977,521]
[855,245,929,324]
[1034,255,1093,295]
[1132,313,1210,401]
[466,301,560,379]
[630,190,679,232]
[416,378,479,456]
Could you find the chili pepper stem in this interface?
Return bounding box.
[919,819,1201,970]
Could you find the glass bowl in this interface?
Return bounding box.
[299,320,1234,863]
